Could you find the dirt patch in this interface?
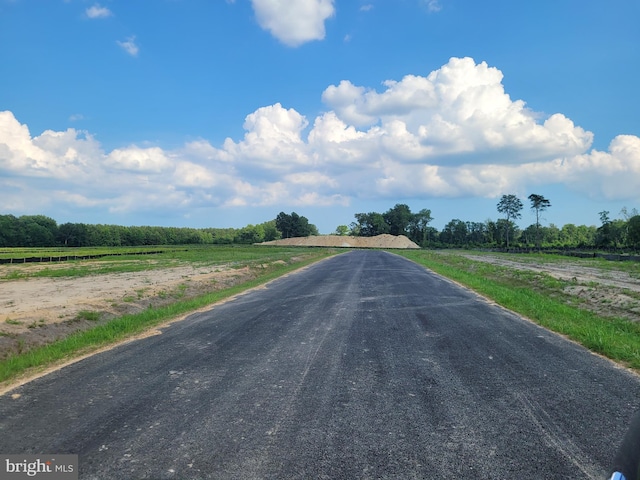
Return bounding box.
[461,254,640,292]
[454,253,640,323]
[258,234,420,249]
[0,264,256,359]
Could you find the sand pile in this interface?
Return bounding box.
[257,234,420,249]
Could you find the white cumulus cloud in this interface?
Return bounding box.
[2,57,639,220]
[321,57,593,164]
[222,103,311,175]
[423,0,442,13]
[251,0,335,47]
[105,146,173,173]
[117,36,139,56]
[559,135,640,199]
[86,3,112,19]
[0,111,101,179]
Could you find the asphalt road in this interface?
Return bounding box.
[1,250,639,479]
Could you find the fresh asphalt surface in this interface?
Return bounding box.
[1,250,640,479]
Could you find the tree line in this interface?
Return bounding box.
[342,197,640,250]
[0,211,321,248]
[0,214,283,248]
[2,200,639,250]
[342,204,434,246]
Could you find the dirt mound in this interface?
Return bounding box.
[258,234,420,249]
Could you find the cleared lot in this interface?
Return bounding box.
[1,250,637,478]
[0,246,336,361]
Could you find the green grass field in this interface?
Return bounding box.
[0,245,331,279]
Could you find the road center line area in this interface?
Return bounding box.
[1,250,638,479]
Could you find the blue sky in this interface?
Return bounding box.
[1,0,639,234]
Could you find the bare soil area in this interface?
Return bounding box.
[259,234,420,249]
[455,252,640,323]
[0,262,256,359]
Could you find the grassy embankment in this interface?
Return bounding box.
[0,245,340,385]
[397,250,640,372]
